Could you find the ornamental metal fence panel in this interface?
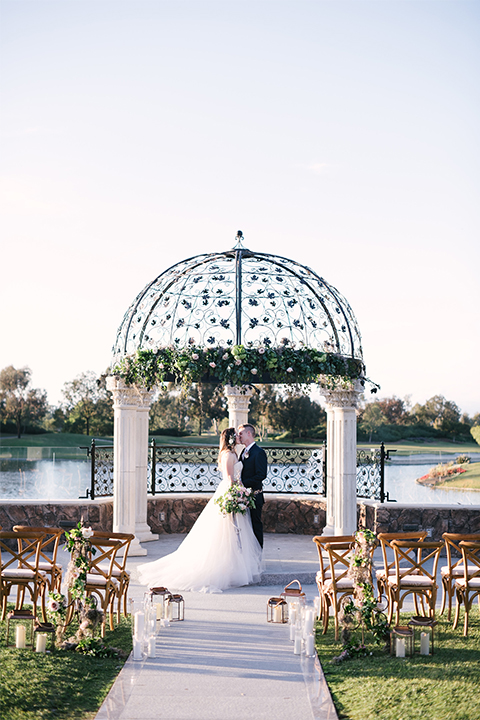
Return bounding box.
[82,440,394,501]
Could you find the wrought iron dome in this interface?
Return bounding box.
[112,232,363,365]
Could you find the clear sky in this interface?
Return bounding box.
[1,0,479,414]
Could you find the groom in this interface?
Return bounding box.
[238,423,267,548]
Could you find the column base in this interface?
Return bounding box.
[321,523,335,536]
[135,523,159,543]
[129,537,148,557]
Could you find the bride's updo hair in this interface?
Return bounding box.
[219,427,237,455]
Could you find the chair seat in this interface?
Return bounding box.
[324,577,354,591]
[455,577,480,589]
[441,565,477,577]
[387,575,435,588]
[85,574,118,588]
[91,566,130,580]
[1,568,45,580]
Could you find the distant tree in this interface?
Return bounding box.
[185,383,226,435]
[62,371,113,436]
[360,402,387,442]
[0,365,48,438]
[268,390,322,442]
[412,395,461,432]
[248,384,279,439]
[376,396,408,425]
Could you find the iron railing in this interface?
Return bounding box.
[82,440,394,501]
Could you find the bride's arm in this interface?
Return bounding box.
[223,451,236,486]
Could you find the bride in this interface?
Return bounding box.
[137,428,264,593]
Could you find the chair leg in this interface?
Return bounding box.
[322,596,331,635]
[452,589,462,630]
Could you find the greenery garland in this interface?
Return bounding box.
[112,344,370,391]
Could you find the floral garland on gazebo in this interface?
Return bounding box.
[112,343,371,391]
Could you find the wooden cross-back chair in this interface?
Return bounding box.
[323,540,364,640]
[440,533,480,620]
[83,538,122,636]
[13,526,63,594]
[91,531,135,622]
[0,530,47,621]
[376,532,428,602]
[312,535,354,621]
[386,540,443,625]
[452,541,480,636]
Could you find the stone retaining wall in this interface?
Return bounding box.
[1,497,478,541]
[359,500,480,542]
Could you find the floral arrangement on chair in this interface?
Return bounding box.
[214,484,256,516]
[333,530,390,663]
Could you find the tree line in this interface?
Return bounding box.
[1,364,479,445]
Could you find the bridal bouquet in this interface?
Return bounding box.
[215,483,256,516]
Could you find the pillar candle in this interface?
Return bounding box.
[156,602,163,620]
[294,635,302,655]
[289,622,296,641]
[133,637,143,660]
[396,637,405,658]
[16,625,26,649]
[305,634,315,657]
[420,632,430,655]
[273,604,283,623]
[304,609,315,636]
[147,636,156,658]
[134,611,145,640]
[289,606,297,626]
[35,634,47,653]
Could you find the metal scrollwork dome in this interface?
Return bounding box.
[112,233,363,363]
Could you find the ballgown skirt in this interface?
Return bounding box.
[137,468,264,593]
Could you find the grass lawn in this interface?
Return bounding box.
[358,440,480,456]
[0,434,113,448]
[0,609,132,720]
[316,613,480,720]
[436,462,480,491]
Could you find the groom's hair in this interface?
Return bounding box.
[239,423,256,436]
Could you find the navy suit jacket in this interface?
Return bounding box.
[241,443,267,493]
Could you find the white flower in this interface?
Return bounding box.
[223,353,229,360]
[82,526,94,538]
[159,363,164,369]
[238,503,246,511]
[251,368,258,375]
[48,599,59,612]
[258,347,266,354]
[286,367,293,373]
[235,359,242,365]
[209,362,216,368]
[192,353,199,360]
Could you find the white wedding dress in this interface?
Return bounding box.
[137,459,264,593]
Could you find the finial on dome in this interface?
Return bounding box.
[234,230,245,249]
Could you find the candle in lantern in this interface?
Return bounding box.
[396,637,405,658]
[289,621,296,641]
[156,602,163,620]
[305,634,315,657]
[147,636,156,658]
[273,604,283,623]
[16,625,26,649]
[35,633,47,653]
[134,611,145,640]
[420,632,430,655]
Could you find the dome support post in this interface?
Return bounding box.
[320,381,362,536]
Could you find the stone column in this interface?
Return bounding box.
[107,377,146,556]
[322,405,336,536]
[224,385,254,429]
[135,388,159,543]
[320,381,362,536]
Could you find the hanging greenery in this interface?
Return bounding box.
[112,344,370,391]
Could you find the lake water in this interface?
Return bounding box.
[1,448,479,505]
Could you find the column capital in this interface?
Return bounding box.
[106,376,140,408]
[319,379,363,410]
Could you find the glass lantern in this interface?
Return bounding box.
[267,597,287,623]
[165,593,185,622]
